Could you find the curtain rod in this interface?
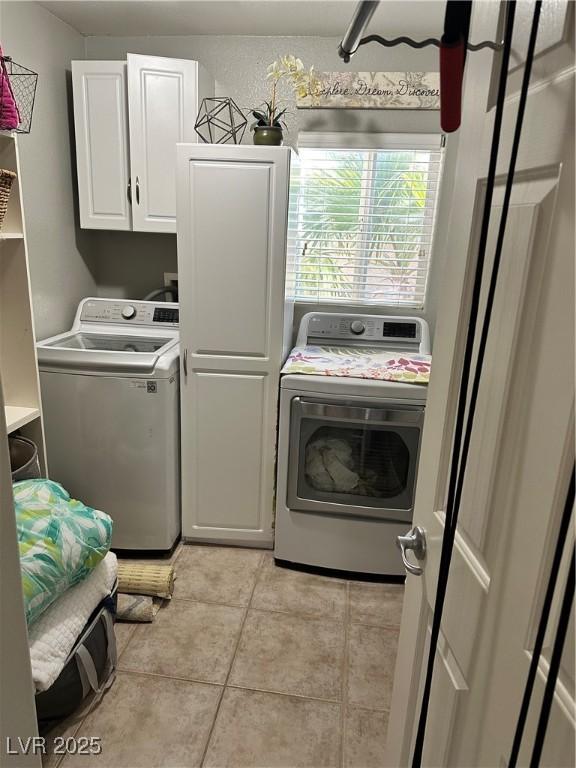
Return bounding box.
[337,0,502,63]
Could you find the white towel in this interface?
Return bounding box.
[29,552,118,692]
[306,438,359,493]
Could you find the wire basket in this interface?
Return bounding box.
[0,56,38,133]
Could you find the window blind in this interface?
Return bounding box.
[288,142,444,308]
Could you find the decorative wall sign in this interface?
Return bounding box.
[297,72,440,110]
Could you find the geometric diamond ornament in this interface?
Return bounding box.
[194,97,247,144]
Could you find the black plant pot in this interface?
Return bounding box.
[252,125,283,146]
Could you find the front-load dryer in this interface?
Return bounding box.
[274,312,431,576]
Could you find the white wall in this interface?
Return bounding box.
[84,34,448,339]
[84,34,441,140]
[0,7,451,340]
[1,1,97,340]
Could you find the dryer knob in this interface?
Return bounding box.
[350,320,365,335]
[122,305,136,320]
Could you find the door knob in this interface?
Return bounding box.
[397,526,426,576]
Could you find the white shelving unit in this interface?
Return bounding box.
[0,132,46,472]
[0,135,45,767]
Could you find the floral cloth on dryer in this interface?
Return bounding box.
[282,345,431,384]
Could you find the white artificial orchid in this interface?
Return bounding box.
[253,55,322,132]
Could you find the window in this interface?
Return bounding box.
[288,135,444,308]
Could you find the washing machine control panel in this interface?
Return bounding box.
[121,305,137,320]
[305,314,421,345]
[79,300,179,327]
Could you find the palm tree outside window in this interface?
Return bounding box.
[288,140,444,308]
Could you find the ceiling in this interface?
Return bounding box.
[39,1,445,38]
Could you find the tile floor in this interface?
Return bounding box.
[45,544,403,768]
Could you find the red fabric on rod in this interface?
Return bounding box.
[440,39,465,132]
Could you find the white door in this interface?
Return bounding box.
[387,2,575,765]
[177,145,293,546]
[128,54,202,233]
[72,61,131,230]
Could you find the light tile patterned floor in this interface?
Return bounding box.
[47,545,403,768]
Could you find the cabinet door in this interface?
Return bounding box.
[184,371,274,542]
[177,146,293,544]
[72,61,131,230]
[177,146,292,360]
[187,159,273,357]
[128,54,200,233]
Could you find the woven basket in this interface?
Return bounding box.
[0,168,16,231]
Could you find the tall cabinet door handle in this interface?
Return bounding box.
[127,177,132,204]
[183,349,188,379]
[135,176,140,205]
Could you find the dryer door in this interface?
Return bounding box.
[287,398,423,522]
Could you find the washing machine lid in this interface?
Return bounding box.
[44,332,172,353]
[37,332,178,375]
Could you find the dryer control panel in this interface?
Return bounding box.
[79,299,179,327]
[301,313,424,349]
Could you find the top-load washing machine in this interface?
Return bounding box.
[37,298,180,551]
[275,312,431,576]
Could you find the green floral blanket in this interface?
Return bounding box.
[14,479,113,626]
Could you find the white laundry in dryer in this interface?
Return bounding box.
[274,313,431,577]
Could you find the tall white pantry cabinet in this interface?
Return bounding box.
[72,55,213,233]
[177,145,296,546]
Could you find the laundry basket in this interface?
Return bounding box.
[0,168,16,230]
[9,436,41,481]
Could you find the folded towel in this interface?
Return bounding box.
[116,593,162,622]
[29,552,117,692]
[0,48,21,130]
[306,438,359,493]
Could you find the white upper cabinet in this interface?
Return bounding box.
[72,55,213,233]
[127,54,209,233]
[72,61,131,230]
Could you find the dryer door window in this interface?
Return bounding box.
[287,398,424,522]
